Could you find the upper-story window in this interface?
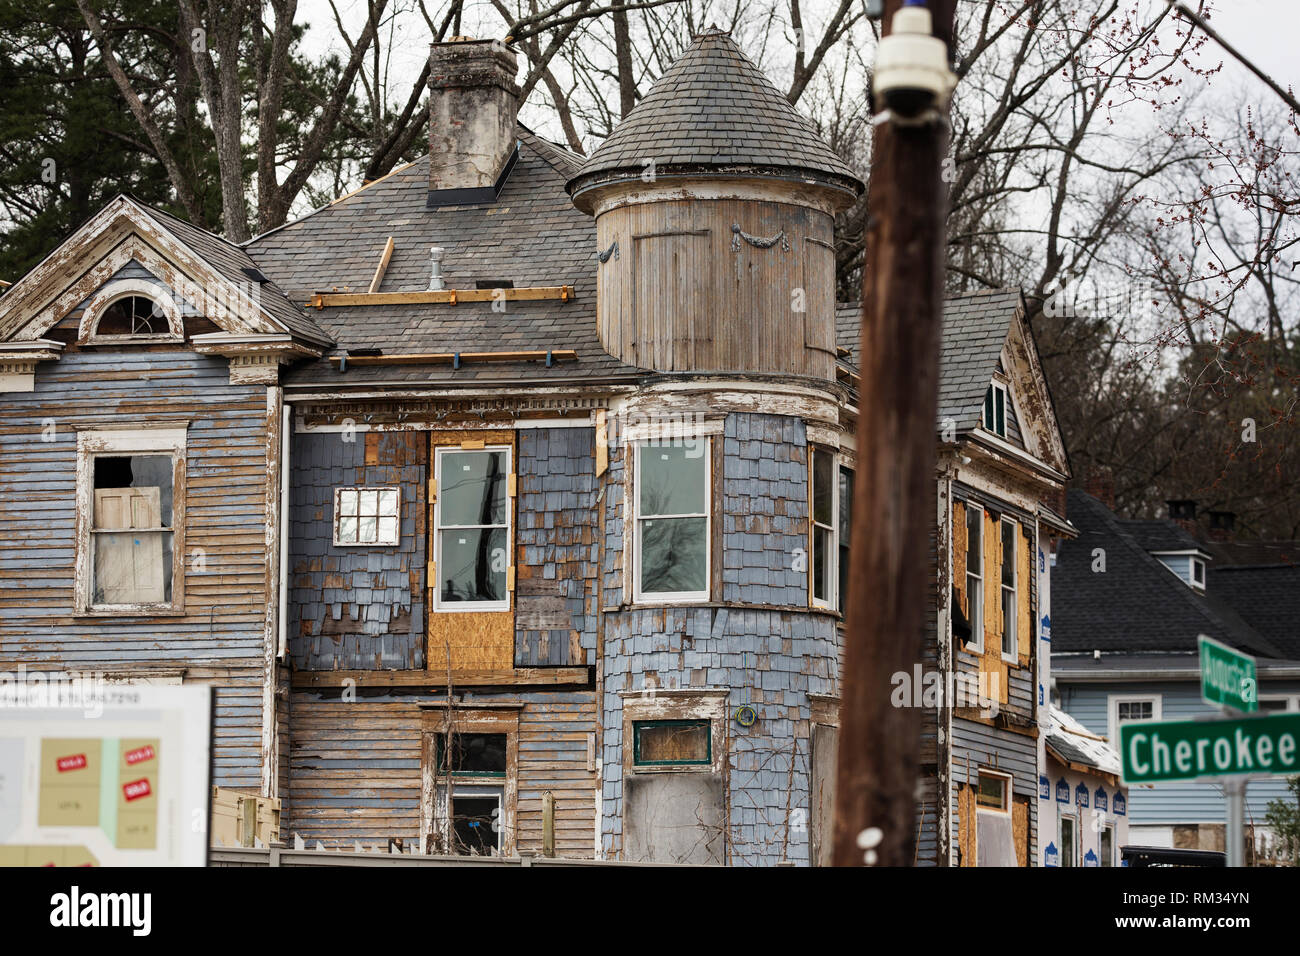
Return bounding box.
[635,442,710,602]
[982,383,1007,438]
[966,503,984,651]
[433,446,511,611]
[810,448,854,614]
[333,487,400,546]
[78,279,183,345]
[1000,518,1018,661]
[1191,557,1206,589]
[76,426,187,615]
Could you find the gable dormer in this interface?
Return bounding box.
[0,196,331,390]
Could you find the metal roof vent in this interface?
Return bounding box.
[429,246,445,291]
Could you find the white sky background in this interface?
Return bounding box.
[295,0,1300,154]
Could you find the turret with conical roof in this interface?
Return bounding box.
[568,28,864,381]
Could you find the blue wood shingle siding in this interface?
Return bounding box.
[288,430,425,670]
[1059,680,1300,821]
[514,427,599,666]
[0,349,269,789]
[598,413,841,865]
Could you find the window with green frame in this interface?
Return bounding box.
[632,719,711,767]
[982,383,1007,437]
[436,732,507,777]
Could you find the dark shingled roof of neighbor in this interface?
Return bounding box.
[1052,489,1289,659]
[836,288,1025,431]
[567,28,863,200]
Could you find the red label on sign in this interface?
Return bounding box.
[122,779,151,802]
[124,745,155,765]
[56,754,87,772]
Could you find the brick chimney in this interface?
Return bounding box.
[1084,467,1115,510]
[1206,509,1236,542]
[427,38,520,206]
[1167,499,1198,538]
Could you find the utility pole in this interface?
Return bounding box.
[833,0,958,867]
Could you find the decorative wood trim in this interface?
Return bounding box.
[290,667,592,689]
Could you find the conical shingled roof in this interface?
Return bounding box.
[567,28,863,207]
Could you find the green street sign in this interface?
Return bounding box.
[1120,713,1300,784]
[1198,634,1257,713]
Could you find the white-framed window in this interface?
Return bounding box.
[1108,694,1162,742]
[1000,517,1018,662]
[433,445,511,611]
[1191,557,1206,589]
[810,447,854,614]
[965,503,984,651]
[1259,694,1300,713]
[974,770,1017,866]
[982,382,1007,438]
[634,441,710,603]
[1059,812,1078,867]
[75,426,187,615]
[78,279,183,345]
[333,487,401,546]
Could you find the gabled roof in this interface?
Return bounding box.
[244,128,641,387]
[0,194,331,349]
[567,28,862,205]
[1053,490,1288,659]
[143,204,331,347]
[836,289,1068,477]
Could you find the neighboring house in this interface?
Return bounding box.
[1052,489,1300,853]
[0,28,1071,865]
[1041,704,1128,867]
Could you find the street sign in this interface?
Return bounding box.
[1198,634,1257,713]
[1119,712,1300,784]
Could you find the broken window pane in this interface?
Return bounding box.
[439,450,507,526]
[450,794,501,855]
[639,444,705,516]
[634,720,710,765]
[439,527,507,602]
[438,733,507,775]
[91,455,173,605]
[639,517,706,595]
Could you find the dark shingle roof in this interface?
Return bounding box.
[567,28,862,205]
[1121,519,1204,553]
[1210,565,1300,659]
[143,203,332,347]
[243,129,641,386]
[1053,490,1288,659]
[836,288,1024,430]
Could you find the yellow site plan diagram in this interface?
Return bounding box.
[0,682,210,866]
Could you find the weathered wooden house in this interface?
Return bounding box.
[0,29,1072,865]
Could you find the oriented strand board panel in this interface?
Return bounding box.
[427,430,516,672]
[980,509,1008,704]
[953,501,967,614]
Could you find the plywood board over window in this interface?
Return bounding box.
[426,429,516,672]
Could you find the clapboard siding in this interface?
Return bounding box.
[0,349,270,787]
[286,690,598,855]
[951,716,1039,865]
[1059,680,1300,821]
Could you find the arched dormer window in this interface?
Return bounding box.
[78,279,183,345]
